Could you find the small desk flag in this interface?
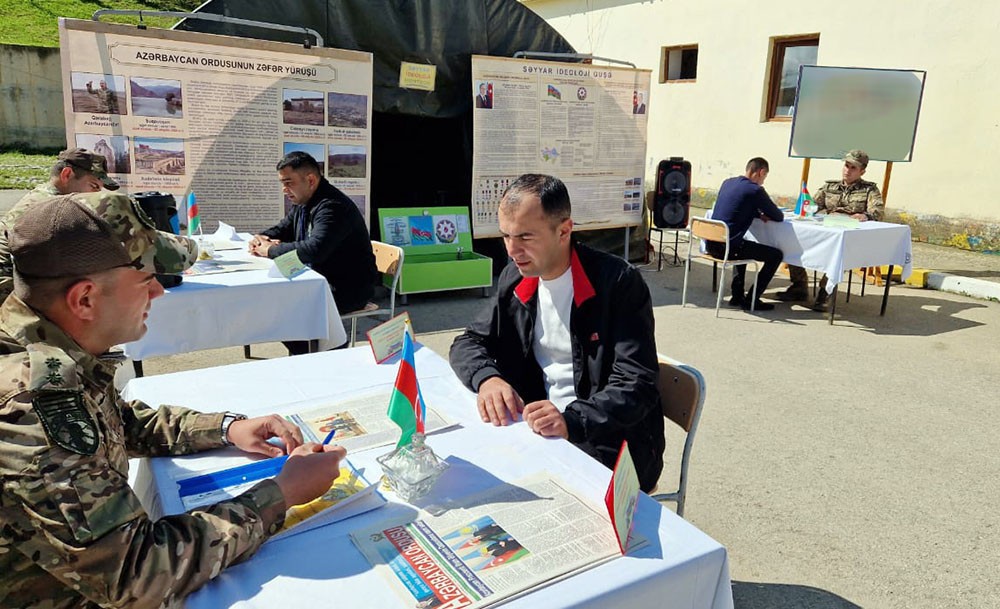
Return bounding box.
[387,324,426,448]
[187,192,201,236]
[795,182,814,217]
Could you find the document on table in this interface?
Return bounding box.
[175,458,385,542]
[351,474,642,609]
[281,389,457,453]
[184,256,273,275]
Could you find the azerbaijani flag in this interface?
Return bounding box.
[187,192,201,236]
[387,327,426,448]
[794,182,814,217]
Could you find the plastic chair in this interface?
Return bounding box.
[341,240,404,346]
[650,354,706,518]
[682,217,759,316]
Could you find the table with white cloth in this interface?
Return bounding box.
[123,346,734,609]
[746,216,913,322]
[121,248,346,371]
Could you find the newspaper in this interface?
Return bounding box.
[175,459,384,543]
[282,390,456,453]
[350,474,627,609]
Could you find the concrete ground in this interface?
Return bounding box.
[4,188,1000,607]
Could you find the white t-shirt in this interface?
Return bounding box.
[532,266,577,411]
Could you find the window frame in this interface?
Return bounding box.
[659,44,699,84]
[766,34,820,121]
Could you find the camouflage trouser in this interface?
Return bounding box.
[787,266,829,302]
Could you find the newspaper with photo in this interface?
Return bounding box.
[282,389,456,453]
[351,474,638,609]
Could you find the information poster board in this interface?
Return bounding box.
[789,65,925,162]
[471,56,650,237]
[59,19,373,232]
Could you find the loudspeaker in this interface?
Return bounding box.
[654,158,691,229]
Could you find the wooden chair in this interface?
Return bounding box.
[650,355,706,518]
[682,217,759,316]
[341,240,404,346]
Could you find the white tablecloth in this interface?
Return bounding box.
[121,249,346,360]
[747,217,913,294]
[123,347,734,609]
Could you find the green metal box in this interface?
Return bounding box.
[378,206,493,297]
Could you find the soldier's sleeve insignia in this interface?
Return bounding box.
[32,390,99,455]
[27,344,80,391]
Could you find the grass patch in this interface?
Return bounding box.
[0,0,204,48]
[0,150,57,189]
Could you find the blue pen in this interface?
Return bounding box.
[322,429,337,445]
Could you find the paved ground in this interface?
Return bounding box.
[4,188,1000,607]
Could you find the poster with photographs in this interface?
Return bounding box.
[59,18,373,232]
[470,55,650,237]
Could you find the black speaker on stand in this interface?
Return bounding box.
[647,158,692,269]
[654,158,691,229]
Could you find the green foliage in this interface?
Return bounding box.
[0,0,205,47]
[0,150,57,189]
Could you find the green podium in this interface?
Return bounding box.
[378,206,493,301]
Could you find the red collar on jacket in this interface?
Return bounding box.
[513,246,596,307]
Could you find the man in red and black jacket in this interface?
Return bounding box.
[449,174,663,491]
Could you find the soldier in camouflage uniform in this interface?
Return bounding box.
[0,148,120,304]
[0,192,348,608]
[776,149,885,311]
[84,80,120,114]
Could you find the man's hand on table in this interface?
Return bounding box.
[248,235,279,257]
[523,400,569,439]
[850,213,869,221]
[228,414,304,457]
[274,443,347,507]
[477,376,524,426]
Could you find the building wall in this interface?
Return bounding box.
[525,0,1000,251]
[0,44,66,150]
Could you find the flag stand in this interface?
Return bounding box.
[377,433,449,502]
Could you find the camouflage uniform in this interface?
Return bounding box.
[0,296,286,609]
[0,182,59,303]
[85,83,119,114]
[814,178,884,221]
[787,178,885,291]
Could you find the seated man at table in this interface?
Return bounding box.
[707,157,785,311]
[0,191,347,607]
[0,147,120,304]
[449,174,664,492]
[776,149,884,310]
[249,151,376,354]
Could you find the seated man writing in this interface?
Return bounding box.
[449,174,664,492]
[249,151,376,354]
[776,149,884,311]
[707,157,785,311]
[0,192,347,607]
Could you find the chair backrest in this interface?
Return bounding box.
[370,241,404,311]
[657,357,704,432]
[689,216,729,245]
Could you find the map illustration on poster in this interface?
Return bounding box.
[59,18,373,232]
[471,55,651,238]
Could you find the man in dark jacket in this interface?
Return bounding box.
[449,174,663,491]
[707,157,785,311]
[250,151,376,354]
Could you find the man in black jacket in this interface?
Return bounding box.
[449,174,663,491]
[250,151,376,354]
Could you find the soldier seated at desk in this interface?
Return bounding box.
[776,149,884,311]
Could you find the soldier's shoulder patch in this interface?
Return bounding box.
[32,390,99,455]
[26,343,81,391]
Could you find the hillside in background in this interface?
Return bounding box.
[0,0,203,47]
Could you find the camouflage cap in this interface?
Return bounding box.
[843,149,869,169]
[58,148,120,190]
[9,192,198,279]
